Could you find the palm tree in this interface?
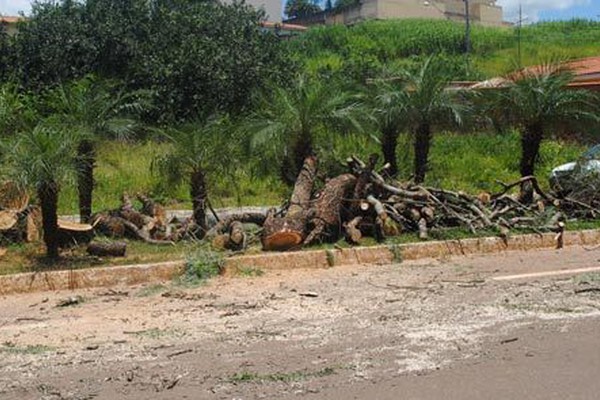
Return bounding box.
[372,82,405,178]
[45,76,143,223]
[249,74,361,184]
[374,58,466,184]
[154,116,238,237]
[1,125,75,260]
[492,64,598,182]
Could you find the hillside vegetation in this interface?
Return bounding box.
[291,19,600,80]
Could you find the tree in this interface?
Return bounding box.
[0,83,37,137]
[45,76,143,223]
[496,65,598,179]
[154,116,238,236]
[487,64,599,201]
[10,0,289,122]
[0,23,10,81]
[285,0,322,18]
[1,125,75,260]
[11,0,96,89]
[372,82,406,178]
[138,0,288,122]
[375,58,465,183]
[334,0,360,10]
[248,75,362,184]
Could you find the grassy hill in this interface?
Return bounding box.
[291,19,600,80]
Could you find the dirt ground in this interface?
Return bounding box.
[1,246,600,399]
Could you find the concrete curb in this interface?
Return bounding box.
[2,229,600,296]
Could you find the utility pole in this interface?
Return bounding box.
[464,0,471,54]
[517,3,522,68]
[463,0,471,77]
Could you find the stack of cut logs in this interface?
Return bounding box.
[2,154,600,255]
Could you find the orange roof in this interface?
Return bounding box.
[565,56,600,77]
[0,16,24,24]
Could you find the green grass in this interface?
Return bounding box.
[295,19,600,80]
[0,343,55,355]
[136,284,168,297]
[236,266,265,277]
[56,140,287,214]
[230,367,336,383]
[0,239,200,276]
[125,327,186,339]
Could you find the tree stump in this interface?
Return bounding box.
[57,220,94,248]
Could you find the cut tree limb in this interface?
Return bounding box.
[87,241,127,257]
[304,174,357,245]
[262,156,317,251]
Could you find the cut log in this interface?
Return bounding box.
[26,207,41,242]
[226,221,246,251]
[262,212,307,251]
[0,181,29,211]
[137,194,167,227]
[57,220,94,247]
[0,207,41,244]
[0,210,18,231]
[207,211,266,237]
[262,156,317,251]
[87,241,127,257]
[344,216,363,245]
[418,218,428,240]
[304,174,357,245]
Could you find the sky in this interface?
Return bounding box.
[1,0,599,22]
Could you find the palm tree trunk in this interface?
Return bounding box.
[519,123,544,203]
[413,122,431,184]
[280,135,314,186]
[38,181,60,260]
[381,127,399,178]
[519,123,543,177]
[190,168,208,237]
[76,139,95,223]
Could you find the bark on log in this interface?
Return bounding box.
[87,241,127,257]
[0,206,41,244]
[226,221,246,251]
[262,156,317,251]
[304,174,357,245]
[344,216,363,245]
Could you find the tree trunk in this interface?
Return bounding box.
[77,139,95,224]
[381,127,398,178]
[519,124,544,203]
[520,123,543,177]
[281,135,314,186]
[304,173,357,245]
[190,168,208,237]
[38,181,60,260]
[414,122,431,184]
[262,156,317,251]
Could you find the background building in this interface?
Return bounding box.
[287,0,504,27]
[0,16,24,35]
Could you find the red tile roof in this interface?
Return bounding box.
[0,16,24,24]
[565,56,600,77]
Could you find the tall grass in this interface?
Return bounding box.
[57,140,287,214]
[293,19,600,80]
[55,132,585,214]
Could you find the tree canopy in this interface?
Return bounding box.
[8,0,290,122]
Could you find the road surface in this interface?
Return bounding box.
[1,245,599,399]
